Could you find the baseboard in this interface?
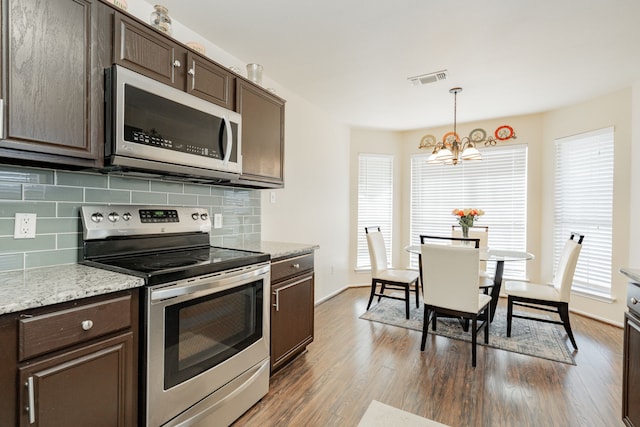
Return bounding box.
[314,284,369,306]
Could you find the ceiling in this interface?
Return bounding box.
[158,0,640,131]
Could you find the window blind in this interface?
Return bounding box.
[554,127,613,293]
[409,144,528,279]
[357,154,394,269]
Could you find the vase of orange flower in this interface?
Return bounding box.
[452,208,485,238]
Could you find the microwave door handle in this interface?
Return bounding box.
[222,116,233,164]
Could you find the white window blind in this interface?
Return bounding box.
[357,154,394,269]
[554,127,613,293]
[410,144,528,279]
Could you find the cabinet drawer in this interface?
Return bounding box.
[19,295,132,361]
[271,253,314,283]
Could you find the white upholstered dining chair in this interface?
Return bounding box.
[419,235,491,367]
[452,225,489,277]
[365,226,420,319]
[504,232,584,350]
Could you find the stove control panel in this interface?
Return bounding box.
[81,205,212,240]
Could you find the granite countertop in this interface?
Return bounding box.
[620,267,640,284]
[0,264,144,315]
[0,241,318,316]
[231,241,319,260]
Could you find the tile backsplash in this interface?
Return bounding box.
[0,165,261,272]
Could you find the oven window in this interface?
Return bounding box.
[164,280,263,389]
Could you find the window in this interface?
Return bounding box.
[410,144,528,279]
[357,154,394,269]
[554,127,613,294]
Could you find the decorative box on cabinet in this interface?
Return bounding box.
[270,252,314,373]
[0,290,138,427]
[0,0,105,168]
[235,80,285,188]
[112,12,235,110]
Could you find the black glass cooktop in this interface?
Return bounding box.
[84,246,269,286]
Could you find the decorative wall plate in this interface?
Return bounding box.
[469,128,486,143]
[495,125,515,140]
[419,134,436,148]
[443,132,459,144]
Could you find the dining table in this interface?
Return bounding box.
[405,245,534,322]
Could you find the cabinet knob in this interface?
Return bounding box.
[172,59,181,68]
[188,68,195,76]
[81,320,94,331]
[292,263,300,269]
[632,297,639,305]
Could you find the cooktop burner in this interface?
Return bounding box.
[80,205,270,285]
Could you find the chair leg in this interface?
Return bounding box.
[558,303,578,350]
[471,315,477,367]
[366,279,376,310]
[506,296,514,337]
[431,312,437,331]
[404,286,410,319]
[484,306,490,344]
[414,279,420,308]
[378,283,386,302]
[421,306,429,351]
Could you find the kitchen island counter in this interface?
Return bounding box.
[0,264,144,315]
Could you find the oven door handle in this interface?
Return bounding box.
[150,264,270,301]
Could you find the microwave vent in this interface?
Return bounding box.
[408,70,448,86]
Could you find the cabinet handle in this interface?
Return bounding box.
[172,59,181,68]
[632,297,638,305]
[26,376,35,424]
[188,68,195,76]
[0,99,4,139]
[273,289,280,312]
[81,320,94,331]
[292,263,300,269]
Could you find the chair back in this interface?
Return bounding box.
[420,242,480,313]
[365,227,388,276]
[553,233,585,302]
[452,226,488,271]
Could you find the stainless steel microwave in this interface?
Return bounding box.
[104,65,241,182]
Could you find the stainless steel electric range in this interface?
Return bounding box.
[80,205,271,427]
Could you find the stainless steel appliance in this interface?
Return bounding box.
[103,65,242,183]
[80,205,270,427]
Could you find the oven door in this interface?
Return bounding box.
[145,262,270,427]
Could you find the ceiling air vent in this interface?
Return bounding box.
[408,70,448,86]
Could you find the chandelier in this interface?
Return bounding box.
[418,87,516,165]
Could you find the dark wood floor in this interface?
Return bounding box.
[234,287,625,427]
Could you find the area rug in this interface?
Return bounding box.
[359,298,576,365]
[358,400,450,427]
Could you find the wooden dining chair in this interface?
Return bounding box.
[419,235,491,367]
[505,233,584,350]
[365,227,420,319]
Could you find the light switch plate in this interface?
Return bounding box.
[14,213,37,239]
[214,213,222,229]
[270,191,276,203]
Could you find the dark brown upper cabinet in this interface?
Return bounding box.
[0,0,104,167]
[236,80,285,188]
[113,13,235,110]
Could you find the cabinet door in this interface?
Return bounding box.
[271,273,314,372]
[236,81,285,187]
[18,332,135,427]
[0,0,101,166]
[186,53,235,110]
[113,13,186,89]
[624,312,640,427]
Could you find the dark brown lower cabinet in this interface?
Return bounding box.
[0,289,138,427]
[624,311,640,426]
[270,253,315,373]
[18,333,134,427]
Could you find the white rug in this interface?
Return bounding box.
[358,401,449,427]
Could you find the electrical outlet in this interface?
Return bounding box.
[213,213,223,229]
[270,191,276,203]
[14,213,37,239]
